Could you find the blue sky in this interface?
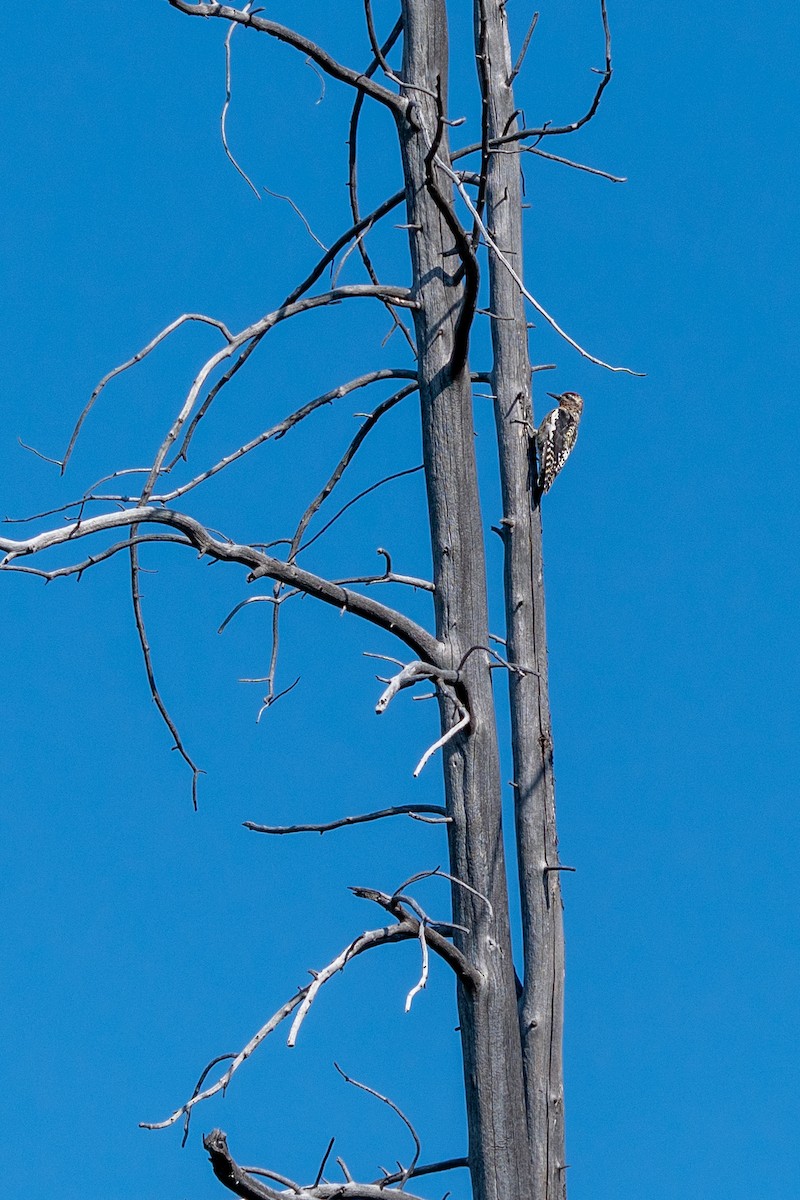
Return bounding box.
[2,3,799,1198]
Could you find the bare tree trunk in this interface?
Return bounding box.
[6,5,631,1195]
[477,4,567,1196]
[397,5,534,1200]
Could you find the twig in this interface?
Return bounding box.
[314,1138,336,1188]
[508,11,539,85]
[289,386,418,560]
[442,157,643,375]
[333,1063,421,1188]
[263,185,328,252]
[129,541,203,809]
[298,464,423,559]
[304,56,326,104]
[62,313,233,473]
[351,887,480,990]
[0,534,192,582]
[518,143,626,182]
[347,17,416,355]
[221,7,261,199]
[218,591,292,634]
[17,438,63,468]
[332,546,433,593]
[182,1053,235,1147]
[373,1159,469,1188]
[393,867,494,920]
[405,918,430,1012]
[244,804,448,835]
[374,660,458,716]
[337,1158,354,1184]
[239,1165,302,1193]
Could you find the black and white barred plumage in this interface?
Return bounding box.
[533,391,584,497]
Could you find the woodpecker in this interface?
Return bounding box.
[533,391,584,498]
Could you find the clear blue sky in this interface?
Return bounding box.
[2,3,798,1198]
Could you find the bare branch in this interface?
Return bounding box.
[422,78,479,377]
[143,916,421,1131]
[374,660,458,715]
[413,704,470,778]
[373,1158,469,1188]
[161,369,417,502]
[333,1063,421,1188]
[204,1129,281,1200]
[240,1166,303,1193]
[0,506,442,663]
[314,1138,336,1188]
[298,465,424,559]
[508,11,539,86]
[221,8,261,199]
[540,0,613,137]
[351,887,480,991]
[284,190,407,309]
[405,917,429,1011]
[138,285,416,503]
[347,17,416,354]
[394,867,494,920]
[263,185,328,252]
[289,385,418,560]
[244,804,449,836]
[452,0,615,161]
[332,558,434,594]
[181,1052,235,1148]
[62,313,233,473]
[17,438,63,468]
[362,0,401,85]
[166,3,406,115]
[204,1129,433,1200]
[129,541,203,809]
[518,143,626,183]
[441,157,644,375]
[0,533,191,581]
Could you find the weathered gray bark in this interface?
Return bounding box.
[8,3,585,1195]
[477,4,567,1197]
[397,5,536,1200]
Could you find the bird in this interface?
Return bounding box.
[532,391,584,498]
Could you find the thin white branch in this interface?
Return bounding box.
[263,185,328,252]
[439,156,644,376]
[221,6,261,199]
[413,707,470,777]
[62,314,233,472]
[405,919,429,1012]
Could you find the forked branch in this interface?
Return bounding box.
[143,887,475,1132]
[0,506,441,662]
[166,2,405,115]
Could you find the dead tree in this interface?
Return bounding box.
[1,3,638,1198]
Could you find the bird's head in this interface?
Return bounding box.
[547,391,584,415]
